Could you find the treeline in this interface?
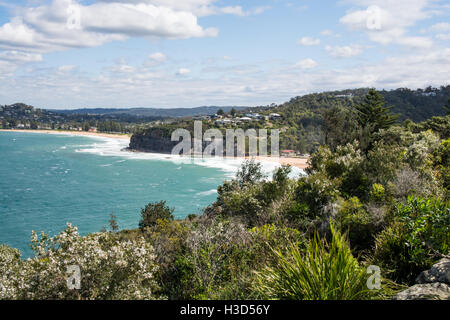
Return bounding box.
[0,103,163,133]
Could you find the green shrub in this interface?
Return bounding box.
[294,173,338,219]
[171,220,253,299]
[254,225,374,300]
[395,196,449,263]
[433,138,450,197]
[372,222,426,285]
[139,201,174,230]
[147,219,191,299]
[372,196,449,284]
[370,184,386,203]
[334,197,376,252]
[236,160,265,187]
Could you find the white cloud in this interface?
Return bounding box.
[97,0,217,15]
[297,37,320,46]
[97,0,269,17]
[219,6,245,16]
[397,36,433,48]
[340,1,434,47]
[320,29,333,36]
[176,68,190,75]
[325,45,363,57]
[111,61,136,73]
[429,22,450,32]
[2,48,449,108]
[0,0,218,55]
[0,50,42,79]
[436,33,450,40]
[80,2,218,39]
[294,58,318,69]
[251,6,271,15]
[0,50,42,63]
[204,5,270,16]
[148,52,167,63]
[58,65,76,72]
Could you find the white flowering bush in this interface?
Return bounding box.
[405,130,440,170]
[0,224,161,300]
[308,142,364,178]
[0,245,23,300]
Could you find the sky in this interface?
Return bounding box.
[0,0,449,109]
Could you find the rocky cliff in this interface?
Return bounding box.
[129,128,178,154]
[129,127,242,156]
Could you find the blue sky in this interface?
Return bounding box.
[0,0,449,109]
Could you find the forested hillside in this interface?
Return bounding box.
[53,106,248,118]
[258,86,449,153]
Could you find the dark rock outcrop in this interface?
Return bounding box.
[129,127,241,156]
[129,128,178,154]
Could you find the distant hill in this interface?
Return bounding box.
[266,86,449,123]
[51,106,249,118]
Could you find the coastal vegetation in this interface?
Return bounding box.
[0,89,449,300]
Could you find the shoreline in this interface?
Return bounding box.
[251,156,309,170]
[0,129,309,169]
[0,129,131,140]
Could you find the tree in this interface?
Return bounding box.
[109,213,119,232]
[236,160,265,187]
[354,89,399,134]
[230,108,237,117]
[216,109,224,116]
[139,201,174,229]
[445,99,450,116]
[323,106,359,151]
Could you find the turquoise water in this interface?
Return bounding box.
[0,131,236,258]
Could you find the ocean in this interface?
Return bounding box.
[0,131,302,258]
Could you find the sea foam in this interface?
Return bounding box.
[75,136,305,179]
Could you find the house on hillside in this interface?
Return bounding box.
[215,119,232,125]
[269,113,281,120]
[281,149,296,157]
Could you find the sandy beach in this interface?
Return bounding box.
[252,156,309,170]
[0,129,310,169]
